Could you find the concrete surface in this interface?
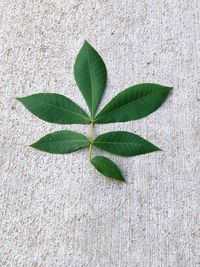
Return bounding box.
[0,0,200,266]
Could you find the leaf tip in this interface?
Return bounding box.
[155,146,163,152]
[16,96,28,105]
[119,176,126,183]
[165,86,173,94]
[84,39,91,46]
[29,142,37,149]
[16,97,23,102]
[83,40,94,50]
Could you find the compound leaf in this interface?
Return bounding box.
[17,93,90,124]
[74,40,107,118]
[95,83,172,123]
[90,155,125,182]
[93,131,160,156]
[30,130,89,154]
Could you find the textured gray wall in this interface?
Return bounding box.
[0,0,199,266]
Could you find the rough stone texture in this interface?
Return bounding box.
[0,1,200,266]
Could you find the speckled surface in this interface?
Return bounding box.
[0,1,200,266]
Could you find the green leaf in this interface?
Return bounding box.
[30,130,89,154]
[93,131,160,156]
[17,93,90,124]
[95,83,172,123]
[90,155,125,182]
[74,40,107,118]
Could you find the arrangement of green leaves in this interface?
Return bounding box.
[17,40,172,182]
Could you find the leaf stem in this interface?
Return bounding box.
[88,120,94,161]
